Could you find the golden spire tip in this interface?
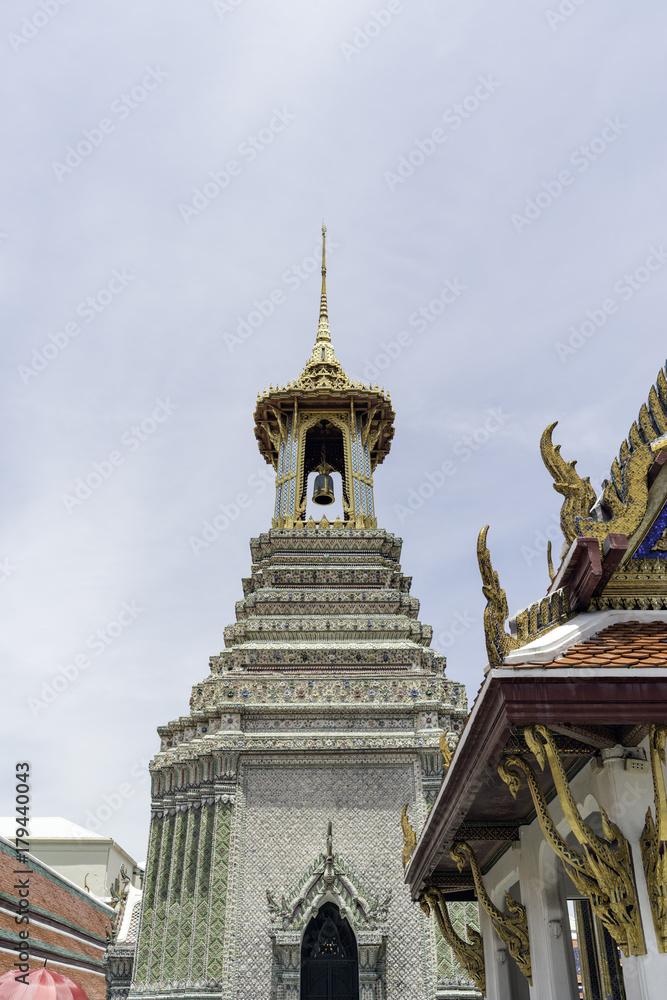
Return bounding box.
[316,223,330,342]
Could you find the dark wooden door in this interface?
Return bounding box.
[302,958,358,999]
[300,903,359,1000]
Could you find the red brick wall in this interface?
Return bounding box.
[0,839,114,1000]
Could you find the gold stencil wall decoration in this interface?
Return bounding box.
[451,841,532,985]
[499,726,646,957]
[639,724,667,953]
[420,886,486,995]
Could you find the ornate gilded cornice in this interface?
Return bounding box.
[639,724,667,953]
[499,725,645,957]
[541,363,667,551]
[420,885,485,995]
[588,556,667,610]
[451,841,532,984]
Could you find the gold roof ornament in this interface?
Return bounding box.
[477,525,520,666]
[541,361,667,552]
[401,804,417,869]
[540,422,597,548]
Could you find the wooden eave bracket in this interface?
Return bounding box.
[647,449,667,489]
[550,533,627,610]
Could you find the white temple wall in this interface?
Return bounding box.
[223,757,432,1000]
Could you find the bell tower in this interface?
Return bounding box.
[253,226,395,529]
[130,231,477,1000]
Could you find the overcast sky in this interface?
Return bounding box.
[2,0,667,866]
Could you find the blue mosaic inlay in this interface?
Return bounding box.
[633,499,667,559]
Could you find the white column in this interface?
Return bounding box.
[478,904,512,1000]
[517,823,578,1000]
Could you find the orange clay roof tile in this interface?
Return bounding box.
[542,621,667,669]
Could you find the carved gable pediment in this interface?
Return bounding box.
[267,822,391,941]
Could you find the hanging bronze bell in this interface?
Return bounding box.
[313,473,335,505]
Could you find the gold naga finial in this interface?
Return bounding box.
[477,525,519,666]
[439,731,456,771]
[541,364,667,553]
[316,223,331,343]
[540,422,597,547]
[401,804,417,869]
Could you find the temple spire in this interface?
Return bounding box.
[316,223,331,342]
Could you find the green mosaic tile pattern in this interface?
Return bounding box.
[435,901,481,989]
[137,818,166,982]
[162,811,188,977]
[206,802,232,978]
[175,807,200,979]
[151,813,176,980]
[134,817,161,982]
[192,801,216,978]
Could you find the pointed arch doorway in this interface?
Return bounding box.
[300,902,360,1000]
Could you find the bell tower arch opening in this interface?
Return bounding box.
[301,902,359,1000]
[302,418,348,519]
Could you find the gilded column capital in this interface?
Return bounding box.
[420,885,486,995]
[451,840,532,984]
[639,724,667,953]
[499,726,646,957]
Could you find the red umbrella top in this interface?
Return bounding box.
[0,969,90,1000]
